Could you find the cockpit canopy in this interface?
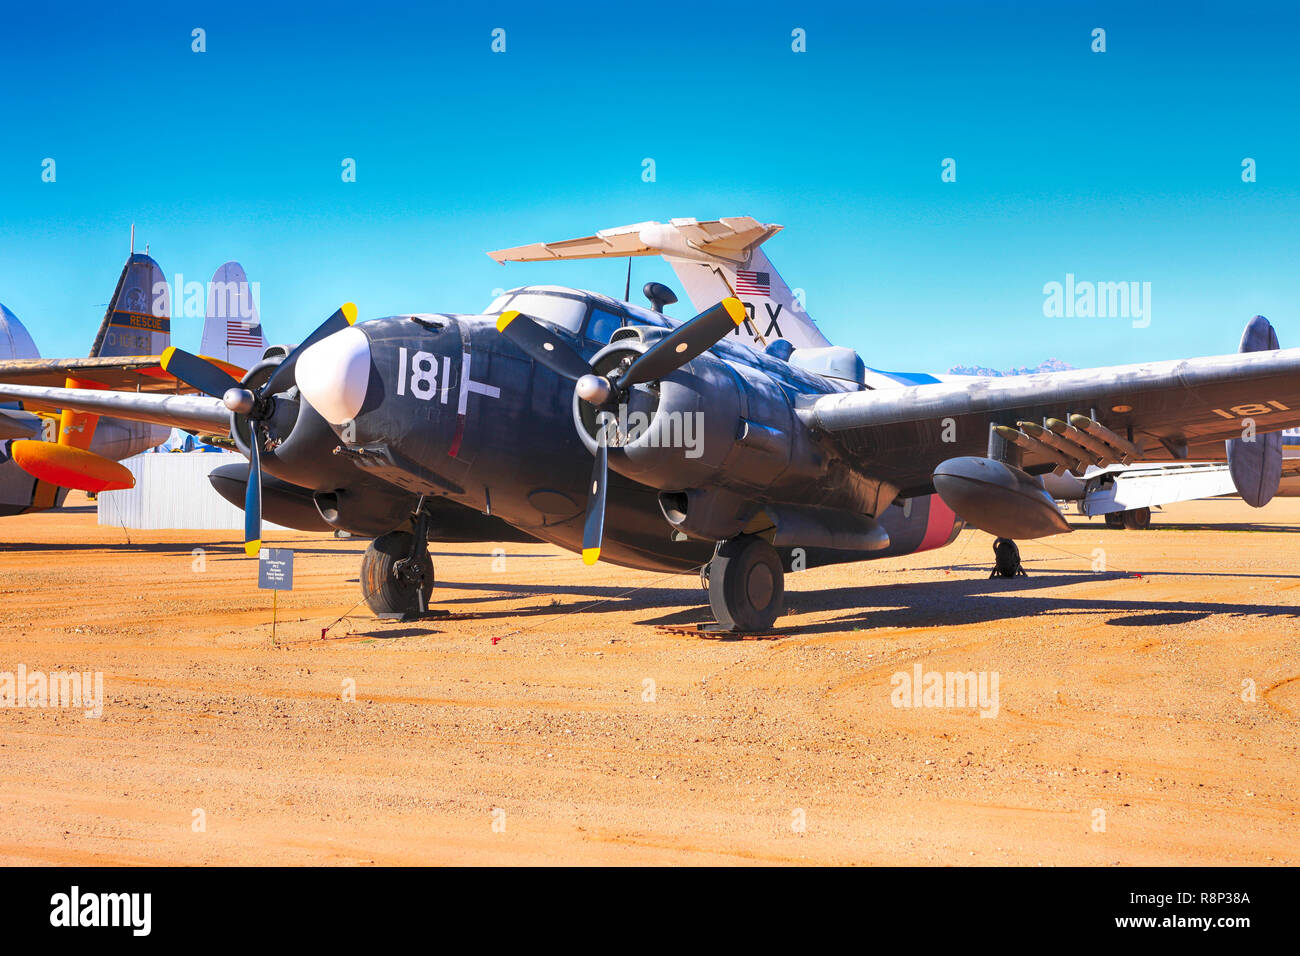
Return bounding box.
[483,286,674,344]
[482,285,866,388]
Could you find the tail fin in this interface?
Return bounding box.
[488,217,831,351]
[200,261,266,372]
[89,253,170,358]
[0,303,67,514]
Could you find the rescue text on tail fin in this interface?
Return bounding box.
[89,253,170,358]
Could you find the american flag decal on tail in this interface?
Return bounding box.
[226,319,263,347]
[734,270,771,296]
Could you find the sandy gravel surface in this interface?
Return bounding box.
[1,494,1297,865]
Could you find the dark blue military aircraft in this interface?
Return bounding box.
[3,274,1297,631]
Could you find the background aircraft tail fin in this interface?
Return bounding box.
[488,217,831,351]
[89,253,170,358]
[200,261,266,372]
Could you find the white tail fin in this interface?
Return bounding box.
[488,217,830,351]
[200,261,266,372]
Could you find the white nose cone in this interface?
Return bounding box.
[296,325,371,425]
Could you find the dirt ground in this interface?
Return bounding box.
[0,493,1297,866]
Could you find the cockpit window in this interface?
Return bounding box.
[497,292,588,332]
[483,294,514,314]
[584,308,625,343]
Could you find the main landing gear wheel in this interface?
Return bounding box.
[990,537,1027,578]
[362,530,434,619]
[1121,507,1152,530]
[1104,512,1125,528]
[707,534,785,632]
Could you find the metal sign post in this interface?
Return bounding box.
[257,548,294,644]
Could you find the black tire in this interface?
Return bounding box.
[1121,507,1152,530]
[361,530,434,617]
[991,537,1023,577]
[708,534,785,631]
[1104,512,1125,528]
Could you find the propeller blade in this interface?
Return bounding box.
[621,297,746,386]
[160,346,241,399]
[244,426,263,557]
[581,432,608,565]
[497,310,592,380]
[262,302,358,396]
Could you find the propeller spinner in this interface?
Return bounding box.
[160,302,358,556]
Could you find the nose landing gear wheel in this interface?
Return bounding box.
[707,534,785,632]
[362,530,435,619]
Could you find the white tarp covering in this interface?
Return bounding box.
[97,451,290,531]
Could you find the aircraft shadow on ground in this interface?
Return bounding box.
[774,572,1300,638]
[946,562,1300,581]
[433,569,1300,637]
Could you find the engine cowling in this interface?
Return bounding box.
[571,333,795,496]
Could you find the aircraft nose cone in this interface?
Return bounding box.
[296,325,371,425]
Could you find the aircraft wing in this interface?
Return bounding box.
[0,383,230,433]
[798,348,1300,496]
[0,354,245,393]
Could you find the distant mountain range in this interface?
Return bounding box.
[947,358,1074,377]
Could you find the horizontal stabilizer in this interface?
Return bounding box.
[488,217,781,265]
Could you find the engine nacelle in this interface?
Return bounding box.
[572,335,796,496]
[209,464,333,532]
[932,456,1070,539]
[313,487,415,537]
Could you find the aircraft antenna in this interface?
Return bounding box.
[624,257,631,302]
[130,223,135,255]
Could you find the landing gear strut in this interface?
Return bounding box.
[361,505,434,620]
[707,534,785,631]
[990,537,1027,578]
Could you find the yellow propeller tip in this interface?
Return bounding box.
[582,547,600,565]
[496,310,519,333]
[245,539,261,557]
[159,345,176,370]
[722,297,746,325]
[341,303,358,324]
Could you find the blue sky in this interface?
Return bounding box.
[2,0,1298,373]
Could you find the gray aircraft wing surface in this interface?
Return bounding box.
[799,347,1300,497]
[0,383,229,433]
